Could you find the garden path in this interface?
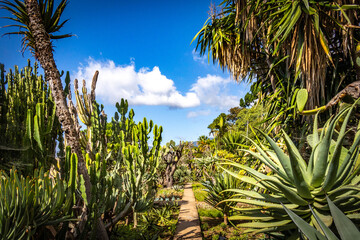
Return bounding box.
[174,183,202,240]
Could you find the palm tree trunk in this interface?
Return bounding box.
[24,1,108,239]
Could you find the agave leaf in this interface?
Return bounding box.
[238,219,293,229]
[224,189,289,203]
[335,107,360,181]
[256,129,294,182]
[323,106,354,192]
[327,196,360,239]
[229,212,279,221]
[281,131,307,172]
[241,148,289,182]
[220,165,282,194]
[282,130,312,198]
[311,108,348,187]
[328,185,360,198]
[309,206,339,240]
[262,178,308,206]
[282,203,327,240]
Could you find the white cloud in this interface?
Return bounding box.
[75,58,200,108]
[192,49,207,65]
[187,110,211,118]
[190,74,239,110]
[74,58,241,111]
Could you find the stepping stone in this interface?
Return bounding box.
[174,183,202,240]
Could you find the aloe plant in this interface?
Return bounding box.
[221,101,360,238]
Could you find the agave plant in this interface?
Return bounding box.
[221,101,360,238]
[283,196,360,240]
[202,172,241,224]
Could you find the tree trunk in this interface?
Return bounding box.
[164,162,177,188]
[24,1,107,239]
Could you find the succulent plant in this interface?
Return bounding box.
[0,61,61,173]
[221,101,360,238]
[0,147,76,240]
[283,196,360,240]
[202,172,241,224]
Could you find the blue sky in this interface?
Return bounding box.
[0,0,249,144]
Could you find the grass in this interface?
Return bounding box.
[192,182,208,202]
[198,208,223,218]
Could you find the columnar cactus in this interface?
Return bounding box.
[0,61,61,174]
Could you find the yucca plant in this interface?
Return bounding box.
[220,100,360,238]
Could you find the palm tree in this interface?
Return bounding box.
[193,0,360,110]
[1,0,108,238]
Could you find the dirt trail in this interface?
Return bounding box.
[174,183,202,240]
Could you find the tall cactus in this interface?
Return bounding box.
[0,61,61,174]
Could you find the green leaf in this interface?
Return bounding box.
[311,109,348,187]
[282,130,312,198]
[296,89,308,112]
[327,196,360,240]
[282,203,327,240]
[310,206,339,240]
[256,129,294,182]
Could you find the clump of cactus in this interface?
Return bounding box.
[71,72,163,232]
[0,61,62,174]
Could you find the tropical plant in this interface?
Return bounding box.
[0,0,72,54]
[283,196,360,240]
[220,101,360,238]
[202,172,241,224]
[193,0,360,112]
[71,76,163,233]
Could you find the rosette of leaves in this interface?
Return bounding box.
[220,101,360,238]
[202,172,241,224]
